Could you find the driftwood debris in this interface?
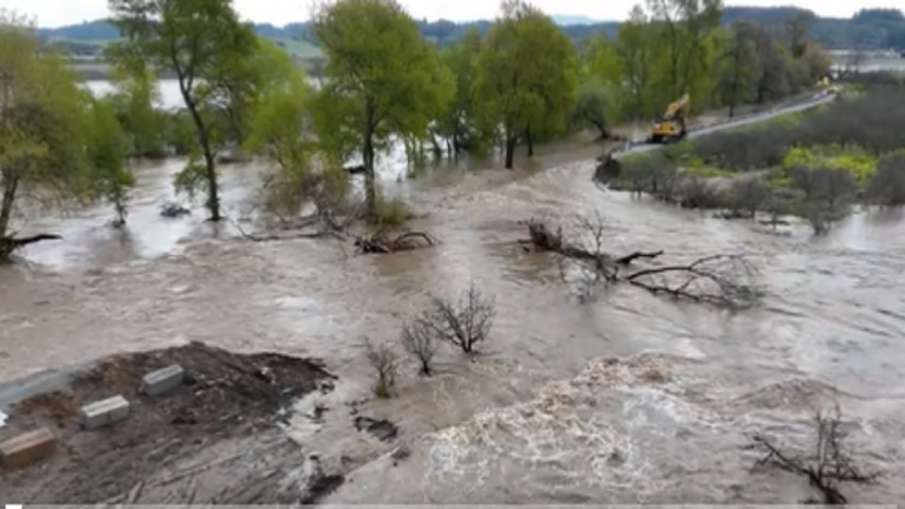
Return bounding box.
[525,217,759,307]
[355,231,437,254]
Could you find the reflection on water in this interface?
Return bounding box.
[1,137,904,503]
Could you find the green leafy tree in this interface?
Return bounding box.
[436,28,483,156]
[312,0,453,216]
[474,1,578,169]
[718,21,760,117]
[0,13,95,261]
[87,98,135,227]
[109,0,258,221]
[645,0,723,108]
[572,79,616,139]
[243,42,349,227]
[108,63,167,157]
[616,6,657,121]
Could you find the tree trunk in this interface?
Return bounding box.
[0,171,18,241]
[363,98,377,217]
[178,76,221,221]
[525,127,534,158]
[505,135,516,170]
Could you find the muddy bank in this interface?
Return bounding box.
[0,342,340,504]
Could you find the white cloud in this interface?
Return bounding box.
[3,0,904,28]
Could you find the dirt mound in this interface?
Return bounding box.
[0,342,336,504]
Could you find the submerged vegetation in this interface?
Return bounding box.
[601,83,905,233]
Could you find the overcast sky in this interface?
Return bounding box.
[6,0,904,28]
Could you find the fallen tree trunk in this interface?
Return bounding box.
[355,231,437,254]
[1,234,63,261]
[524,217,759,308]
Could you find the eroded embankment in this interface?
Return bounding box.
[0,342,339,504]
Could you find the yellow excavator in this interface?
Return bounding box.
[650,94,690,144]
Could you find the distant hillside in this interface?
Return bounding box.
[35,6,905,57]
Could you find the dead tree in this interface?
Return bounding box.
[355,230,437,254]
[362,337,398,399]
[525,215,759,308]
[751,407,881,504]
[400,316,439,376]
[624,254,760,307]
[420,284,496,354]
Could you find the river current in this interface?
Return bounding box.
[1,133,903,503]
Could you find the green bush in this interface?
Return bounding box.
[866,150,905,206]
[783,145,878,184]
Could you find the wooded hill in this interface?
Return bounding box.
[38,6,905,57]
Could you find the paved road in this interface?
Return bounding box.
[615,91,837,157]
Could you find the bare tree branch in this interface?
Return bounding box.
[525,214,761,308]
[751,406,882,504]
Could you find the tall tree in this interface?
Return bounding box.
[718,21,760,117]
[0,13,97,261]
[616,6,656,121]
[436,28,482,157]
[474,0,578,169]
[646,0,723,101]
[87,98,135,227]
[109,0,258,221]
[312,0,453,216]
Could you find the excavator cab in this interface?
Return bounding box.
[651,94,690,144]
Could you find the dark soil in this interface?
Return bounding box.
[0,342,338,504]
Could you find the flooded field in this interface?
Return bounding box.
[1,139,904,503]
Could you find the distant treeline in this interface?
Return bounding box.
[38,6,905,53]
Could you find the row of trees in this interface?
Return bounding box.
[573,0,830,135]
[1,0,834,262]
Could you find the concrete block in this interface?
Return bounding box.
[142,364,185,397]
[80,395,130,430]
[0,427,56,469]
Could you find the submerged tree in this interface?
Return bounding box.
[0,13,100,261]
[436,28,483,157]
[244,42,351,231]
[474,0,578,169]
[312,0,453,217]
[87,98,135,227]
[110,0,258,221]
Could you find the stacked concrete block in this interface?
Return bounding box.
[0,427,56,468]
[80,395,131,430]
[142,364,185,397]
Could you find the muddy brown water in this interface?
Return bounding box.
[1,138,904,504]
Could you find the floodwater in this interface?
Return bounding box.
[1,136,904,503]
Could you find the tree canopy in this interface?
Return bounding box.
[474,0,578,169]
[109,0,259,221]
[1,16,89,259]
[312,0,453,216]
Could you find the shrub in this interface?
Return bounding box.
[866,151,905,206]
[426,284,496,354]
[363,338,398,399]
[400,315,440,376]
[726,178,771,218]
[678,176,724,209]
[783,145,878,184]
